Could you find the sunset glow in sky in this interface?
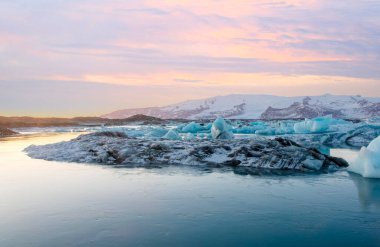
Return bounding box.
[1,0,380,116]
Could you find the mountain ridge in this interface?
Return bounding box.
[101,94,380,120]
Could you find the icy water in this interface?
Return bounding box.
[1,133,380,247]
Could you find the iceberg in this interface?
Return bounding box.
[348,135,380,178]
[273,121,295,135]
[250,121,267,127]
[180,121,212,133]
[163,129,181,140]
[203,123,213,131]
[293,115,350,134]
[146,127,168,138]
[211,118,234,140]
[97,118,378,149]
[294,118,329,134]
[197,133,211,140]
[284,124,380,149]
[181,122,203,133]
[232,126,257,134]
[122,129,145,138]
[233,121,294,136]
[184,133,196,140]
[255,128,275,135]
[24,132,348,173]
[233,121,269,134]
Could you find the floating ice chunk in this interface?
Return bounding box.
[211,118,233,140]
[181,121,211,133]
[146,127,168,138]
[124,129,145,138]
[181,122,202,133]
[274,128,292,135]
[163,129,181,140]
[294,118,329,134]
[203,123,212,131]
[232,126,256,134]
[255,128,275,135]
[196,133,211,140]
[233,122,269,134]
[273,121,295,135]
[314,115,348,125]
[348,135,380,178]
[184,133,195,140]
[250,121,267,127]
[294,115,351,134]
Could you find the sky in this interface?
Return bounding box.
[1,0,380,117]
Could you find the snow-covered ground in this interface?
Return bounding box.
[102,94,380,119]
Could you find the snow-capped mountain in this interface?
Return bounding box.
[101,94,380,120]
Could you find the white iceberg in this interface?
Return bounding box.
[348,135,380,178]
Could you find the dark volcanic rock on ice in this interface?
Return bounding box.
[24,132,348,173]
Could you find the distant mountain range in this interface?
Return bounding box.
[0,115,166,128]
[101,94,380,120]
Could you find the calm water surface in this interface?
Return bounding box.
[0,133,379,247]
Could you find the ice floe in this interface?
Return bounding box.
[348,135,380,178]
[24,131,348,173]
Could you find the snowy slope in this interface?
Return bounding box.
[102,94,380,120]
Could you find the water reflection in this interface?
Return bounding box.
[1,133,380,247]
[111,164,317,178]
[349,173,380,209]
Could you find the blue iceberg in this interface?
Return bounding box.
[181,121,211,133]
[293,116,348,134]
[233,121,268,134]
[183,133,196,140]
[146,127,168,138]
[163,129,181,140]
[211,118,234,140]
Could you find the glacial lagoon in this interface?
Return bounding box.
[1,132,380,247]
